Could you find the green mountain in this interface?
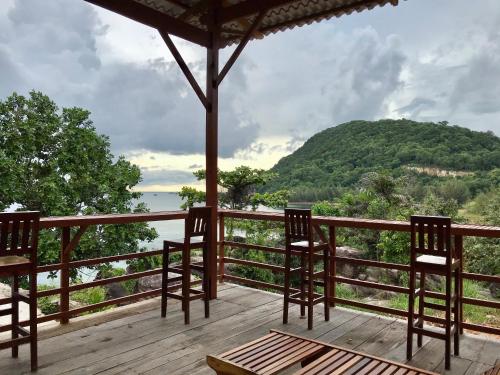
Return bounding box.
[265,119,500,201]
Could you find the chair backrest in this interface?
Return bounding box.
[410,215,452,262]
[185,206,212,241]
[0,211,40,261]
[284,208,312,244]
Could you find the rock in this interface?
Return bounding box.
[106,283,129,300]
[489,282,500,298]
[375,291,398,300]
[366,267,384,282]
[358,273,368,281]
[137,272,198,293]
[336,246,364,279]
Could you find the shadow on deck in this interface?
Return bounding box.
[0,283,498,374]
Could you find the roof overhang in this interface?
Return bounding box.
[85,0,399,48]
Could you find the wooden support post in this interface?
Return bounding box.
[219,213,225,282]
[455,235,464,334]
[206,1,221,299]
[329,225,336,307]
[60,227,70,324]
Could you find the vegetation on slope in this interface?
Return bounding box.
[265,119,500,201]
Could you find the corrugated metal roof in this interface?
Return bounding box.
[131,0,397,47]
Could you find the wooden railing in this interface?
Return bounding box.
[0,211,191,332]
[218,209,500,336]
[2,209,498,337]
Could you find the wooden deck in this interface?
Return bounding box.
[0,284,498,375]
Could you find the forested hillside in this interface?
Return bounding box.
[265,120,500,201]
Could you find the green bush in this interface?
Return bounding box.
[70,286,106,305]
[37,284,59,315]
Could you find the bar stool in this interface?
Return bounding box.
[0,211,39,372]
[283,208,330,330]
[407,215,461,370]
[161,206,212,324]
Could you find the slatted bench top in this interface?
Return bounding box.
[207,330,329,375]
[207,330,439,375]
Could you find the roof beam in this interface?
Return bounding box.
[217,11,266,86]
[85,0,210,47]
[160,31,208,109]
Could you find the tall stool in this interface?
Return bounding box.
[407,215,461,370]
[161,206,212,324]
[283,208,330,330]
[0,211,39,372]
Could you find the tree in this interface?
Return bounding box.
[179,166,289,210]
[0,91,157,275]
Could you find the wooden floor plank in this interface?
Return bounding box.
[0,284,497,375]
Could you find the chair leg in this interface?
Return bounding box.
[407,268,415,361]
[323,247,330,322]
[161,245,169,318]
[300,253,306,317]
[307,251,314,330]
[12,274,19,358]
[417,271,425,348]
[283,246,291,325]
[454,268,460,356]
[29,268,38,372]
[203,244,210,319]
[182,244,190,325]
[445,269,452,370]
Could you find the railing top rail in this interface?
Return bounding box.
[40,210,187,229]
[219,209,500,238]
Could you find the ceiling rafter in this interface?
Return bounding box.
[85,0,210,47]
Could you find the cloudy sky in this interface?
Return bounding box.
[1,0,500,191]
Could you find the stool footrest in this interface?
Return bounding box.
[165,289,207,302]
[15,326,30,337]
[411,323,458,340]
[423,302,446,311]
[0,308,12,317]
[0,336,30,351]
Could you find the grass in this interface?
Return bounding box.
[388,279,499,327]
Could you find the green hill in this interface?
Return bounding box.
[265,119,500,201]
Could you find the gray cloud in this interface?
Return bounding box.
[450,30,500,115]
[396,97,437,117]
[0,0,259,157]
[1,0,499,171]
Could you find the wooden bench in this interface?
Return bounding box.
[207,330,439,375]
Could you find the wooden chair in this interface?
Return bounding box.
[407,215,461,370]
[283,209,330,330]
[161,206,212,324]
[0,211,40,372]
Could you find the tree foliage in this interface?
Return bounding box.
[265,119,500,201]
[179,166,287,210]
[0,92,156,274]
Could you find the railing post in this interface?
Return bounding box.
[455,234,464,334]
[219,213,225,282]
[329,225,336,307]
[60,227,70,324]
